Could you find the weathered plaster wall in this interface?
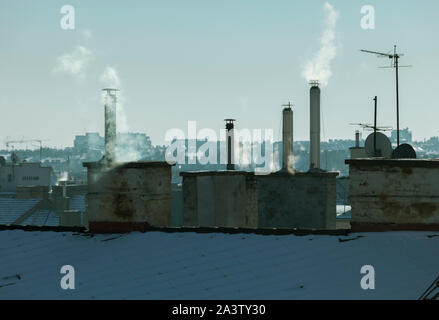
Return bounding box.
[84,161,173,231]
[181,171,337,230]
[347,159,439,227]
[257,172,337,230]
[181,172,258,228]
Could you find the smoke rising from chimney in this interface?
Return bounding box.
[100,66,121,88]
[302,2,339,87]
[99,67,143,163]
[54,46,93,78]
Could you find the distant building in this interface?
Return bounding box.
[391,128,412,144]
[74,132,152,154]
[117,132,152,151]
[74,133,105,153]
[0,161,53,193]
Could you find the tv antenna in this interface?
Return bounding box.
[360,45,412,147]
[5,139,50,161]
[349,123,392,132]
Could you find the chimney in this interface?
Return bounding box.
[282,103,294,173]
[225,119,236,170]
[102,88,119,164]
[309,81,321,170]
[355,130,360,148]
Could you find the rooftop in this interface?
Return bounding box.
[346,158,439,168]
[0,230,437,299]
[180,170,339,177]
[0,198,42,225]
[0,197,60,228]
[83,161,174,169]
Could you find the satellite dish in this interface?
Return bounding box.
[391,144,417,159]
[365,132,393,158]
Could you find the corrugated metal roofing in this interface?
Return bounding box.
[19,209,59,227]
[0,198,42,226]
[0,230,438,299]
[69,195,85,212]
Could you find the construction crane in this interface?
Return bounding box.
[5,139,50,161]
[360,45,412,147]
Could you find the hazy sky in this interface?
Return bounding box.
[1,0,438,148]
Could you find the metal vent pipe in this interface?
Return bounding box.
[282,103,294,173]
[225,119,236,171]
[310,81,321,169]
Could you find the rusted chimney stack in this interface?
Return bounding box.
[282,103,294,173]
[102,88,119,164]
[310,81,321,170]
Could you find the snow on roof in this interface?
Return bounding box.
[336,205,351,220]
[0,198,42,225]
[0,230,438,299]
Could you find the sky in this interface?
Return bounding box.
[1,0,438,148]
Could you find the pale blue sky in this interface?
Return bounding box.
[1,0,438,147]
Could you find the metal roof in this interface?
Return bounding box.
[19,209,59,227]
[0,230,437,299]
[0,198,42,225]
[69,195,85,212]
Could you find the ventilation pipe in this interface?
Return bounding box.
[102,88,119,164]
[282,103,294,173]
[355,130,360,148]
[310,81,321,170]
[225,119,236,170]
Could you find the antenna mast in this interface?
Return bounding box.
[374,96,377,156]
[360,45,412,147]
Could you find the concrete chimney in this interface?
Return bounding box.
[310,81,321,170]
[282,103,294,173]
[102,88,119,164]
[225,119,236,171]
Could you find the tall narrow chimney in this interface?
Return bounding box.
[282,102,294,173]
[225,119,236,171]
[309,81,321,170]
[355,130,360,148]
[102,88,119,164]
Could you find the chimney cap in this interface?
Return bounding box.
[282,102,293,109]
[101,88,120,96]
[309,80,320,87]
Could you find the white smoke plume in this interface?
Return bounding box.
[57,171,69,183]
[100,66,121,88]
[82,29,93,40]
[54,46,92,77]
[302,2,339,87]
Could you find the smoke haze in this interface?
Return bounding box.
[302,2,339,87]
[54,46,92,78]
